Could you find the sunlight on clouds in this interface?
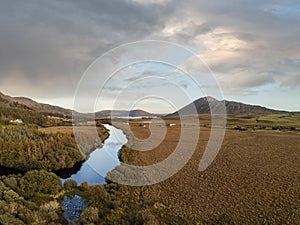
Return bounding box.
[175,26,280,96]
[199,28,250,51]
[162,19,205,36]
[160,17,209,50]
[178,27,250,74]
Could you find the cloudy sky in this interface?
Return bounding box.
[0,0,299,113]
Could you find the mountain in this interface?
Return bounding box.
[168,96,288,116]
[95,109,154,118]
[0,91,291,120]
[0,92,155,119]
[0,92,72,118]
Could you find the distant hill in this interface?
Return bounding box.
[0,92,155,120]
[95,109,154,118]
[168,96,288,116]
[1,91,293,120]
[0,92,72,118]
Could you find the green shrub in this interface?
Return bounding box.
[19,170,62,197]
[64,179,78,190]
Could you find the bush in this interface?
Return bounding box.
[78,181,90,191]
[0,125,84,171]
[126,211,159,225]
[64,179,78,190]
[80,207,99,224]
[19,170,62,197]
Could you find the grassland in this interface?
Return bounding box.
[0,113,298,224]
[227,113,300,132]
[110,114,300,224]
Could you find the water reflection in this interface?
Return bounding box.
[61,124,127,185]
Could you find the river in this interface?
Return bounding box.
[62,124,128,223]
[62,124,128,185]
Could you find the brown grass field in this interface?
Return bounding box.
[112,116,300,224]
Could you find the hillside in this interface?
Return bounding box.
[168,96,288,116]
[0,91,109,171]
[95,109,154,118]
[0,92,72,118]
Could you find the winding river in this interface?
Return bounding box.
[62,124,128,185]
[62,124,127,223]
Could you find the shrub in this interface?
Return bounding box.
[19,170,62,197]
[64,179,78,190]
[126,210,159,225]
[80,207,99,223]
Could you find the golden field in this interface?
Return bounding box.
[111,116,300,224]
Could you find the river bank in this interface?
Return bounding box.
[61,124,128,185]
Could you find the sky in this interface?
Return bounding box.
[0,0,299,113]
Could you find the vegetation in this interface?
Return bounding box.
[257,113,300,124]
[225,113,300,132]
[62,182,185,224]
[0,92,299,224]
[0,125,84,171]
[0,102,49,127]
[0,170,63,224]
[3,170,62,198]
[0,169,178,225]
[108,118,300,224]
[40,125,110,156]
[63,179,78,190]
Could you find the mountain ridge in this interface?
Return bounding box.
[168,96,291,116]
[0,92,73,118]
[1,91,297,117]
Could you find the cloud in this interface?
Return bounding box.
[0,0,299,110]
[0,0,172,98]
[281,73,300,88]
[154,0,300,91]
[130,0,171,5]
[222,69,276,89]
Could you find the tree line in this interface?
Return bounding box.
[0,126,84,171]
[0,102,50,127]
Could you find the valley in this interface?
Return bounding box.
[0,92,299,224]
